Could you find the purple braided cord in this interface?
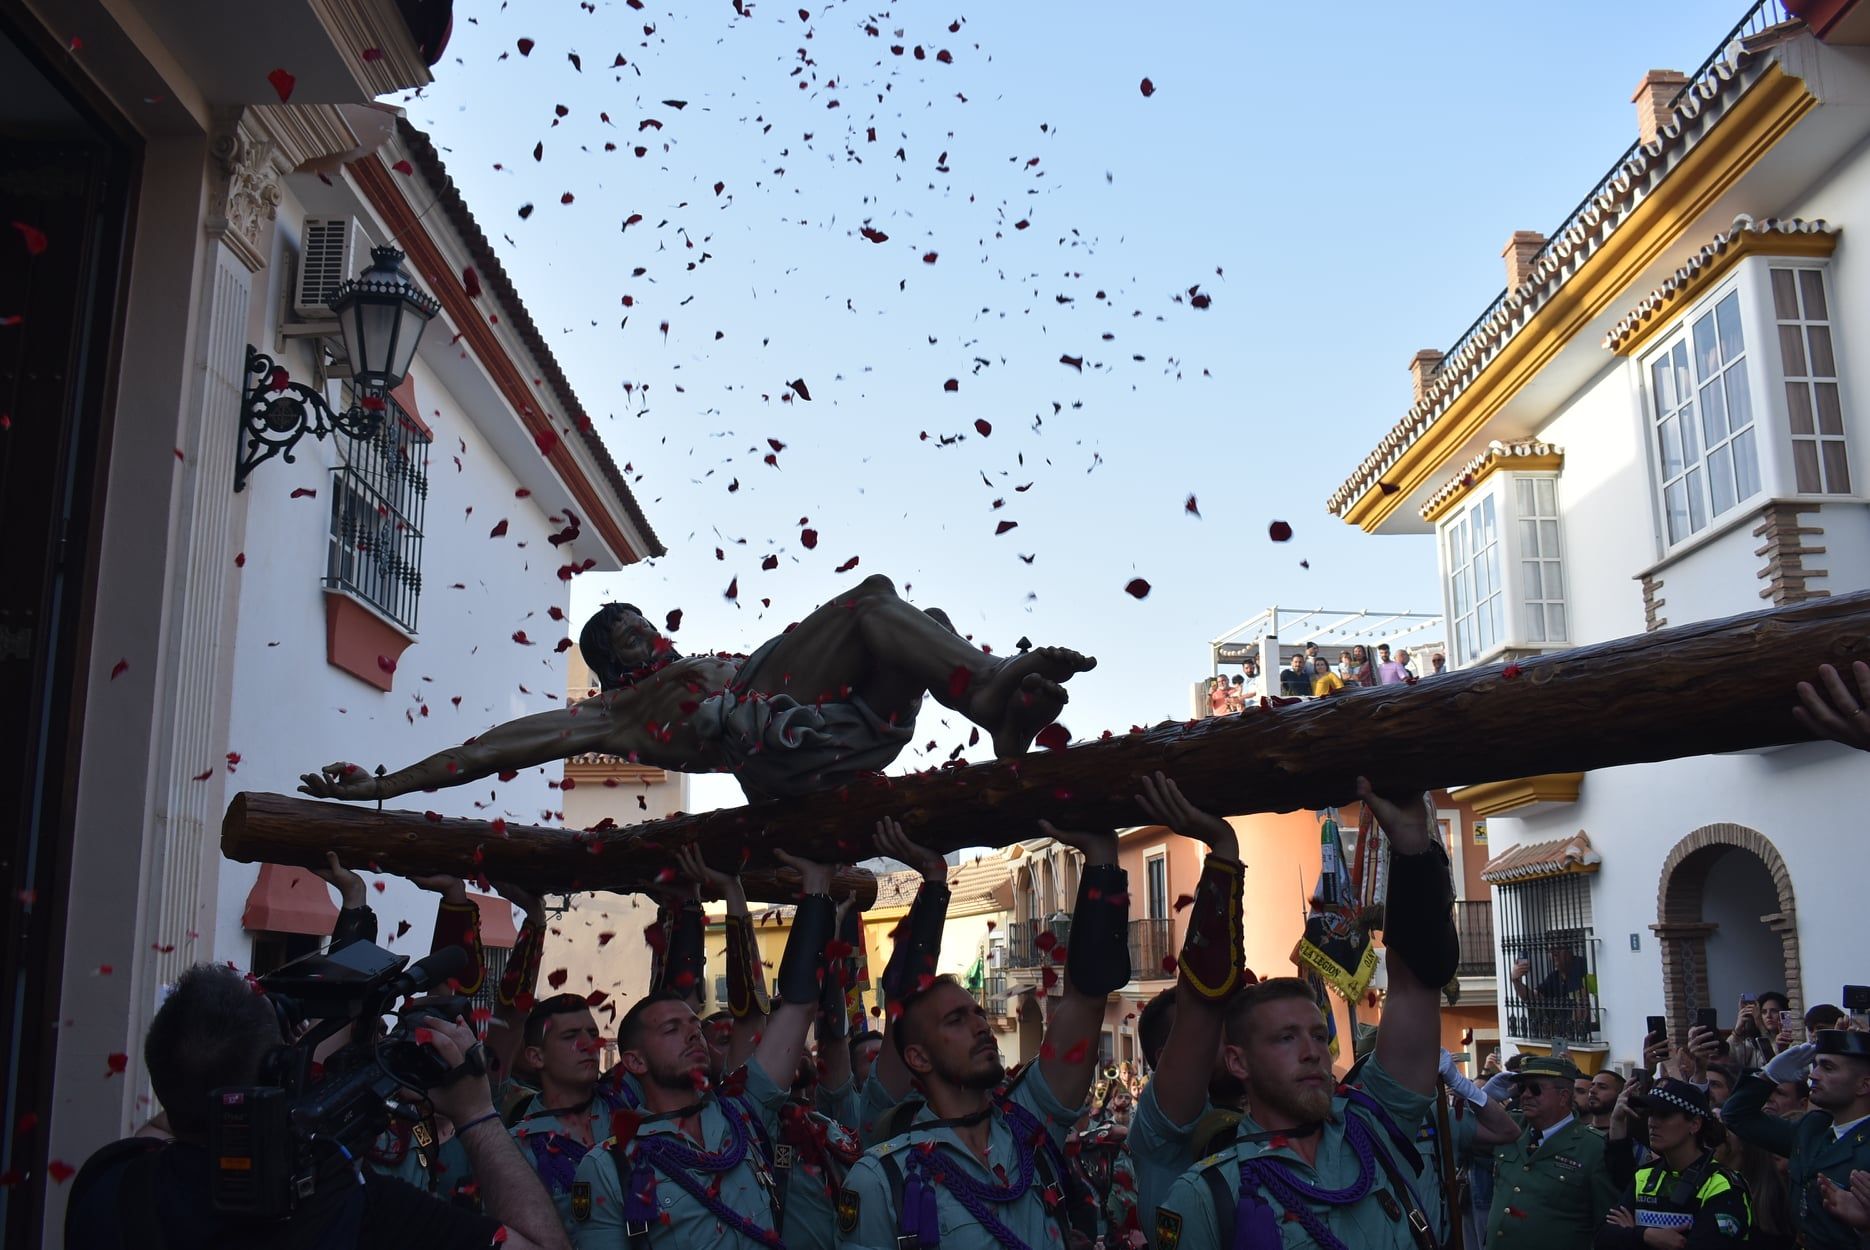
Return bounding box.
[630,1096,783,1248]
[905,1102,1045,1250]
[1234,1112,1381,1250]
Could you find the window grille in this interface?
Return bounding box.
[325,391,429,633]
[1497,873,1602,1044]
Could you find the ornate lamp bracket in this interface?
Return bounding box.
[235,346,383,492]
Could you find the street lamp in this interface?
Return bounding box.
[235,245,440,492]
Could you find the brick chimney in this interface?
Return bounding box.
[1632,69,1691,145]
[1408,349,1445,404]
[1503,231,1547,292]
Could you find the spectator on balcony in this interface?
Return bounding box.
[1280,653,1311,698]
[1303,641,1324,672]
[1311,657,1347,698]
[1732,991,1795,1069]
[1336,650,1356,681]
[1230,673,1249,709]
[1376,644,1412,686]
[1432,652,1448,675]
[1510,942,1591,1041]
[1397,648,1418,678]
[1207,675,1230,717]
[1350,644,1376,687]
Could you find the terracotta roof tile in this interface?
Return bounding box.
[1481,831,1601,884]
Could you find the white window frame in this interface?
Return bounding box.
[1144,850,1168,922]
[1438,471,1567,668]
[1513,475,1568,647]
[1770,263,1852,496]
[1442,485,1504,666]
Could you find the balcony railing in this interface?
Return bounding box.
[980,972,1007,1016]
[1006,916,1072,970]
[1455,901,1496,977]
[1129,918,1173,979]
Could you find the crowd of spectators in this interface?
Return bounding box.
[1213,641,1448,710]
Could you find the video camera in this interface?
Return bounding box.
[209,939,483,1219]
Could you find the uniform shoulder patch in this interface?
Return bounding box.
[1715,1213,1741,1238]
[836,1186,861,1234]
[1155,1207,1183,1250]
[571,1180,592,1222]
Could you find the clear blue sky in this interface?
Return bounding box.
[399,0,1753,815]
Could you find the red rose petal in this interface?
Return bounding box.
[1124,578,1151,599]
[266,68,296,103]
[1268,520,1293,543]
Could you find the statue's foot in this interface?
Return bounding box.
[975,646,1096,757]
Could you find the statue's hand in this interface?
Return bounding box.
[298,762,381,801]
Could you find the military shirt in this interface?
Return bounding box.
[1153,1055,1432,1250]
[778,1103,865,1250]
[1485,1115,1616,1250]
[816,1078,865,1137]
[836,1062,1085,1249]
[371,1120,477,1207]
[571,1056,788,1248]
[1413,1098,1479,1246]
[854,1072,906,1147]
[1125,1077,1207,1239]
[1724,1071,1870,1250]
[511,1079,638,1235]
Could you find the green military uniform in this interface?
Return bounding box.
[1723,1031,1870,1250]
[571,1056,788,1248]
[1152,1054,1432,1250]
[371,1119,478,1208]
[1413,1092,1479,1247]
[509,1075,641,1236]
[1485,1056,1617,1250]
[836,1062,1085,1249]
[777,1101,864,1250]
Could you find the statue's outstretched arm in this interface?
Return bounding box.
[299,702,614,801]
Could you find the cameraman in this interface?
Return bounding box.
[67,962,570,1249]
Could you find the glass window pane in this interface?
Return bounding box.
[1794,441,1822,493]
[1661,416,1684,478]
[1547,603,1568,642]
[1652,356,1675,413]
[1724,359,1752,432]
[1687,467,1707,531]
[1772,268,1800,319]
[1523,561,1543,599]
[1817,383,1844,436]
[1680,400,1701,463]
[1779,325,1808,376]
[1699,380,1726,443]
[1539,520,1559,553]
[1708,444,1735,516]
[1665,480,1688,544]
[1808,326,1836,378]
[1547,558,1564,597]
[1715,293,1745,364]
[1520,518,1540,557]
[1535,477,1556,515]
[1734,427,1761,502]
[1787,382,1815,435]
[1800,269,1829,320]
[1693,312,1719,377]
[1822,440,1852,495]
[1481,494,1498,542]
[1525,601,1546,643]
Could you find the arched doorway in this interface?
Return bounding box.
[1652,824,1801,1038]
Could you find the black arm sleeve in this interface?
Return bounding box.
[1686,1177,1754,1248]
[1604,1133,1639,1189]
[332,905,378,945]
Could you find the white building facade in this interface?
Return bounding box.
[1328,0,1870,1069]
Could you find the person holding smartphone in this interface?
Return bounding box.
[1732,992,1794,1070]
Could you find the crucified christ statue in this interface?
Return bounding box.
[300,573,1095,804]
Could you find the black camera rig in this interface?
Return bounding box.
[208,939,482,1219]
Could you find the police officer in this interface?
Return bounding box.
[1485,1055,1617,1249]
[1594,1078,1750,1247]
[570,848,838,1247]
[1152,780,1458,1250]
[836,820,1127,1248]
[1724,1029,1870,1249]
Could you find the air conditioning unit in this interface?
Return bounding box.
[294,217,369,319]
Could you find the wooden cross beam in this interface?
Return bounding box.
[221,589,1870,901]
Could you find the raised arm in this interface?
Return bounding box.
[298,701,616,801]
[815,897,858,1093]
[750,850,840,1084]
[486,880,548,1084]
[1364,777,1453,1096]
[1134,773,1243,1125]
[1794,660,1870,751]
[1036,819,1128,1111]
[674,844,763,1069]
[872,818,951,1101]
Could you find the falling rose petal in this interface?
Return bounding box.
[377,654,397,675]
[1059,353,1084,371]
[859,226,889,244]
[994,520,1018,536]
[943,378,959,393]
[289,487,317,499]
[10,221,48,256]
[835,556,860,574]
[512,630,533,646]
[266,68,296,103]
[1125,578,1152,599]
[1034,723,1070,751]
[724,578,739,601]
[1140,77,1156,97]
[391,159,414,175]
[947,666,972,701]
[234,552,246,567]
[361,47,384,62]
[922,251,939,264]
[1185,494,1201,518]
[1502,663,1522,680]
[105,1052,128,1076]
[788,378,812,401]
[517,37,535,55]
[800,528,818,549]
[973,419,992,437]
[489,519,509,538]
[1268,520,1293,543]
[109,658,129,680]
[47,1160,75,1184]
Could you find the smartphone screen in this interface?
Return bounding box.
[1646,1015,1667,1040]
[1694,1007,1718,1032]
